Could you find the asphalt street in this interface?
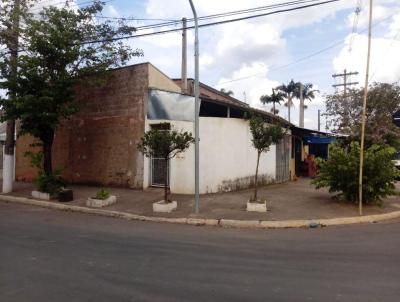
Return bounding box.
[1,202,399,302]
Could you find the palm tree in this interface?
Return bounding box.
[295,83,318,109]
[260,88,285,115]
[276,79,300,123]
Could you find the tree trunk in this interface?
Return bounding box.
[164,157,169,203]
[253,151,261,201]
[273,101,276,115]
[288,96,291,123]
[41,132,54,176]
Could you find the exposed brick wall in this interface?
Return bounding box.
[15,132,41,181]
[15,63,149,188]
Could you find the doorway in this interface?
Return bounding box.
[149,123,170,187]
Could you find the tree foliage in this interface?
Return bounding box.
[260,88,284,115]
[0,1,143,176]
[249,116,285,201]
[312,142,398,204]
[137,124,194,202]
[275,80,315,122]
[325,82,400,148]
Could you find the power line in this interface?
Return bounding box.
[30,0,114,12]
[81,0,340,45]
[1,0,339,58]
[94,16,179,22]
[349,0,362,52]
[32,0,332,31]
[96,0,331,32]
[214,10,398,87]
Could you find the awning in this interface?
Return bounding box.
[303,136,335,144]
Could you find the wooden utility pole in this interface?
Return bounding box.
[181,17,188,93]
[318,109,321,131]
[359,0,373,216]
[332,69,359,129]
[3,0,20,193]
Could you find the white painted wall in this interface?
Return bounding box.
[144,117,277,194]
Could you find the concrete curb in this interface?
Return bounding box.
[1,194,400,229]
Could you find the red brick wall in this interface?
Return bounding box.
[15,63,148,188]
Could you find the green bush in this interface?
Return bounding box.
[25,151,65,195]
[94,188,110,200]
[36,170,65,195]
[312,142,398,204]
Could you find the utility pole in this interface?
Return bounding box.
[3,0,20,193]
[332,69,359,129]
[181,17,188,93]
[359,0,373,216]
[189,0,200,214]
[299,83,304,128]
[318,109,321,131]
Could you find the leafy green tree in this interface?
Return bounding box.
[276,79,300,123]
[249,116,285,202]
[312,142,398,204]
[325,82,400,148]
[260,88,284,115]
[137,124,194,203]
[0,1,143,177]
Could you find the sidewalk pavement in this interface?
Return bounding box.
[5,178,400,223]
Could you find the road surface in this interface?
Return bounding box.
[1,202,399,302]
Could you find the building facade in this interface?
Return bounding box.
[15,63,291,194]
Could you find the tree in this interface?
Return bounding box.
[249,116,285,202]
[325,82,400,148]
[295,83,318,109]
[312,142,398,204]
[276,79,300,123]
[0,2,143,178]
[260,88,284,115]
[220,88,234,96]
[137,124,194,203]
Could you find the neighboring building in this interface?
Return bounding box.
[290,126,337,178]
[15,62,293,194]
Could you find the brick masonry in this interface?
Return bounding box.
[15,63,149,188]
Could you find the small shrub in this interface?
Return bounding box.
[94,188,110,200]
[137,124,194,203]
[25,151,65,195]
[36,170,65,195]
[312,142,398,204]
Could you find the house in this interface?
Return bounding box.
[15,62,292,194]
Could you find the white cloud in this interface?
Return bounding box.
[217,62,279,108]
[347,4,391,29]
[388,12,400,37]
[103,5,120,18]
[333,33,400,85]
[200,53,214,70]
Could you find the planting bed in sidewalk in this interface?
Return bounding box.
[6,178,400,221]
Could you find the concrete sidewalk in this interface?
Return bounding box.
[6,178,400,221]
